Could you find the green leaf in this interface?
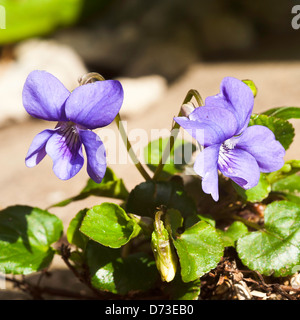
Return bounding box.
[237,201,300,277]
[272,174,300,194]
[271,174,300,204]
[196,214,216,227]
[126,180,197,218]
[242,79,257,97]
[268,160,300,184]
[0,205,63,274]
[49,167,129,208]
[217,221,248,247]
[144,138,196,180]
[164,272,201,300]
[67,209,89,249]
[233,173,271,202]
[86,241,158,295]
[262,107,300,120]
[282,194,300,205]
[184,214,216,230]
[170,221,224,282]
[249,114,295,150]
[165,209,184,236]
[80,203,140,248]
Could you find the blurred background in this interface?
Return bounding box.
[0,0,299,81]
[0,0,299,124]
[0,0,299,222]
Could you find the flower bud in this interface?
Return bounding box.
[151,211,177,282]
[180,102,195,118]
[242,79,257,97]
[78,72,105,85]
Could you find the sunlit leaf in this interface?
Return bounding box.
[0,205,63,274]
[262,106,300,120]
[80,203,140,248]
[237,201,300,277]
[86,241,158,295]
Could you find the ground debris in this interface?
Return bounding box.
[233,281,252,300]
[200,251,300,300]
[250,290,267,299]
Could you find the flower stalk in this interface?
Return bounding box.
[152,89,203,180]
[115,113,151,181]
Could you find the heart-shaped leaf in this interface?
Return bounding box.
[168,215,224,282]
[0,205,63,274]
[126,180,197,218]
[237,201,300,277]
[86,241,158,295]
[80,203,140,248]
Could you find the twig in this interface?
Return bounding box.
[241,270,298,300]
[224,265,299,300]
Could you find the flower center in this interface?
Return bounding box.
[56,121,79,151]
[221,139,236,151]
[218,138,236,173]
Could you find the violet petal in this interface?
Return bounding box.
[205,77,254,133]
[174,116,224,147]
[65,80,123,129]
[25,129,56,167]
[235,125,285,172]
[218,148,260,189]
[22,70,70,121]
[189,106,239,138]
[194,144,221,201]
[45,131,84,180]
[79,130,107,183]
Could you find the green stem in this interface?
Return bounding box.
[115,113,151,181]
[183,89,204,107]
[152,89,203,180]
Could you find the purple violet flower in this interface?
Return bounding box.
[23,70,123,182]
[174,77,285,201]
